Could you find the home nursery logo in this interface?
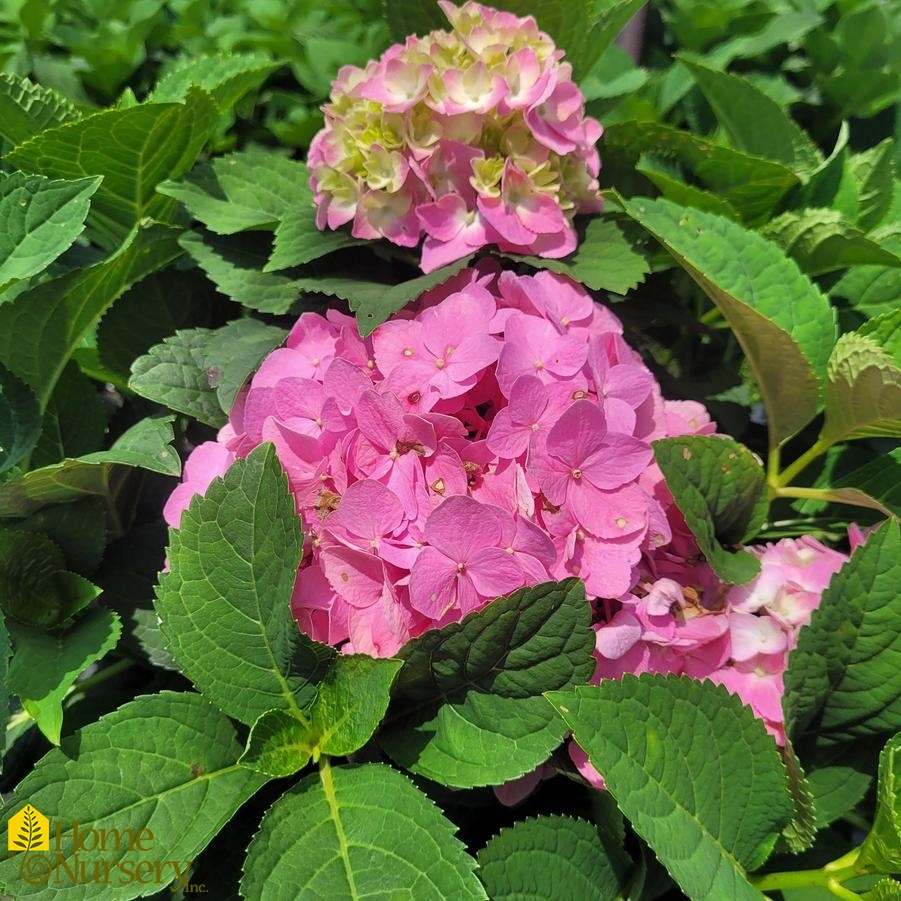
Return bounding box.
[6,805,204,892]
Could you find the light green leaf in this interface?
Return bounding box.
[0,528,100,627]
[241,763,486,900]
[155,444,334,726]
[0,173,102,291]
[0,415,181,517]
[501,217,650,295]
[0,691,267,900]
[477,815,629,901]
[240,709,315,778]
[604,122,800,222]
[380,580,594,788]
[129,328,228,427]
[312,655,403,758]
[0,362,41,476]
[681,58,822,178]
[857,733,901,873]
[652,436,766,583]
[294,257,475,336]
[0,73,81,147]
[179,229,305,313]
[623,197,836,449]
[763,208,901,275]
[8,88,219,249]
[865,879,901,900]
[7,608,121,744]
[637,156,742,220]
[784,519,901,744]
[149,53,280,109]
[0,221,183,410]
[548,675,792,901]
[157,150,311,235]
[819,335,901,446]
[851,139,896,231]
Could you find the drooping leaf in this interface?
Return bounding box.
[149,53,280,110]
[7,608,122,744]
[241,763,486,900]
[0,73,81,146]
[807,765,871,828]
[501,217,650,295]
[0,415,180,517]
[477,815,629,901]
[681,58,822,177]
[548,675,792,901]
[784,519,901,744]
[380,579,594,788]
[0,692,268,900]
[0,222,183,410]
[157,150,311,235]
[155,444,334,726]
[0,362,41,476]
[652,436,767,583]
[0,173,102,292]
[8,88,219,249]
[763,208,901,275]
[820,448,901,520]
[623,197,836,449]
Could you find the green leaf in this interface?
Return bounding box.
[604,122,800,223]
[266,205,365,271]
[763,209,901,276]
[157,150,310,235]
[831,233,901,319]
[652,436,766,583]
[240,709,315,778]
[477,815,629,901]
[0,414,181,517]
[819,335,901,446]
[680,58,822,178]
[858,733,901,873]
[548,675,792,901]
[0,617,11,739]
[820,448,901,520]
[501,217,650,295]
[0,691,267,899]
[866,879,901,901]
[15,498,107,575]
[784,519,901,744]
[0,362,41,476]
[7,88,219,249]
[779,740,817,854]
[241,763,486,900]
[0,173,102,291]
[623,197,835,449]
[851,139,896,231]
[380,579,595,788]
[155,444,334,726]
[807,765,871,828]
[0,221,183,410]
[179,229,306,313]
[7,608,121,745]
[637,155,742,220]
[129,328,227,427]
[0,73,81,146]
[293,256,475,336]
[0,529,100,627]
[200,318,287,413]
[149,53,280,109]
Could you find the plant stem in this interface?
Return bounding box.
[750,867,861,899]
[774,438,832,487]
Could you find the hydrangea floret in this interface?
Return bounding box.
[306,0,603,271]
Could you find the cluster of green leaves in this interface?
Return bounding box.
[0,0,899,899]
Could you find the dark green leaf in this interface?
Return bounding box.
[784,519,901,744]
[0,362,41,476]
[653,436,767,583]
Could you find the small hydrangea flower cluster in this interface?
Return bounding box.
[307,0,603,272]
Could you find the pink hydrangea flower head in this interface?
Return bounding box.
[308,1,603,272]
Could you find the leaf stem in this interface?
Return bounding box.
[774,438,832,487]
[750,867,862,899]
